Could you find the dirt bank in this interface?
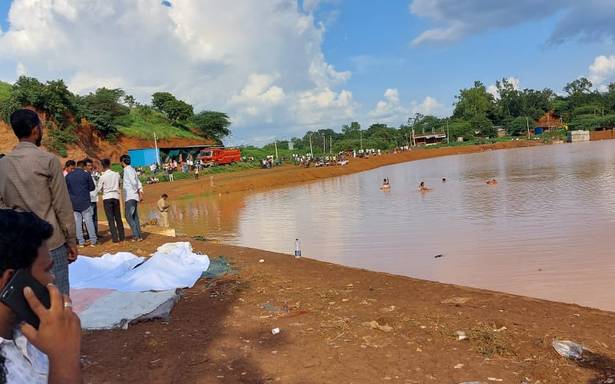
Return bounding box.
[80,232,615,383]
[0,120,210,163]
[142,140,544,204]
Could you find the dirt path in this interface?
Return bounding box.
[141,140,543,204]
[80,233,615,384]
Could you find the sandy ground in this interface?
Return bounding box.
[80,233,615,384]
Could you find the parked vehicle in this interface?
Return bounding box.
[197,148,241,167]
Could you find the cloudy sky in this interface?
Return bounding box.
[1,0,615,145]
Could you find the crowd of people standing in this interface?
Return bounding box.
[62,155,145,246]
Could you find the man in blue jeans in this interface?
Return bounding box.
[120,154,144,241]
[66,160,97,247]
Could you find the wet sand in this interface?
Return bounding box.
[80,232,615,383]
[142,140,543,204]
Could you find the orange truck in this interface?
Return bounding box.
[197,147,241,167]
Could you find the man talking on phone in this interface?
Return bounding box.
[0,109,78,295]
[0,209,82,383]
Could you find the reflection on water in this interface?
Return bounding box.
[145,141,615,311]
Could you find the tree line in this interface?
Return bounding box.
[261,77,615,153]
[0,76,231,143]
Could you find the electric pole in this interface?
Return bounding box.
[274,138,279,161]
[360,130,363,151]
[322,134,326,155]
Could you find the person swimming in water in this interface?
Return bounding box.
[380,178,391,190]
[442,177,446,183]
[486,178,497,185]
[419,181,431,192]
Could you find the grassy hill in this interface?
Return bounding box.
[115,107,202,140]
[0,81,11,103]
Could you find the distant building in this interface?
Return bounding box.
[495,126,507,138]
[413,133,447,146]
[128,144,215,167]
[568,130,590,143]
[535,111,564,133]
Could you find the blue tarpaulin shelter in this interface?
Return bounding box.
[128,148,159,167]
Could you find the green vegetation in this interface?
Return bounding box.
[254,76,615,155]
[151,92,194,124]
[116,107,201,140]
[80,87,129,139]
[0,81,11,103]
[192,111,231,144]
[46,124,78,157]
[0,76,232,154]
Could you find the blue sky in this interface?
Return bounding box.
[1,1,614,144]
[318,1,613,110]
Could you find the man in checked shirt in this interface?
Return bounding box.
[0,109,77,295]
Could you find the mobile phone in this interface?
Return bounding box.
[0,270,51,329]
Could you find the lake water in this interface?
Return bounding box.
[146,141,615,311]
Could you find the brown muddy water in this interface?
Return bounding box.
[145,141,615,311]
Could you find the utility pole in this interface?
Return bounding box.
[274,138,279,161]
[526,116,530,140]
[153,132,160,166]
[309,134,313,157]
[322,134,326,155]
[330,136,333,154]
[446,118,450,144]
[360,130,363,151]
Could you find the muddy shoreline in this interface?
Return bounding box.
[80,232,615,383]
[79,140,615,383]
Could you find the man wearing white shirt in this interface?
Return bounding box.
[97,159,125,243]
[120,154,143,241]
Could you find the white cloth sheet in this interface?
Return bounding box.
[69,242,210,292]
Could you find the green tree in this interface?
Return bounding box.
[494,78,522,123]
[519,88,554,120]
[123,95,136,108]
[43,80,77,125]
[470,116,495,137]
[563,78,593,96]
[11,76,48,110]
[411,115,442,134]
[453,81,496,121]
[80,88,130,137]
[151,91,194,123]
[191,111,231,143]
[506,116,533,136]
[447,119,474,140]
[341,121,361,139]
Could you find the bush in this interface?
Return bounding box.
[46,124,77,157]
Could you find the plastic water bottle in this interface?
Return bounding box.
[294,239,301,258]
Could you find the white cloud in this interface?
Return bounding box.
[588,55,615,90]
[368,89,445,126]
[409,0,615,46]
[369,88,405,123]
[16,63,27,77]
[0,0,354,143]
[410,96,443,116]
